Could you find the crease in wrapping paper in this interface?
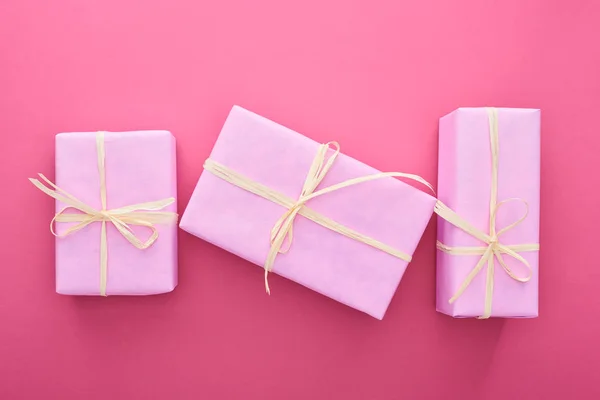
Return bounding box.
[436,108,540,318]
[52,130,178,295]
[180,106,437,319]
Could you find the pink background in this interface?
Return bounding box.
[1,0,598,399]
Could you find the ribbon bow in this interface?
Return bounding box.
[203,142,434,294]
[30,131,177,296]
[434,108,539,318]
[264,142,341,294]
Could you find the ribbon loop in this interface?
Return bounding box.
[31,132,177,296]
[493,198,530,238]
[435,108,539,318]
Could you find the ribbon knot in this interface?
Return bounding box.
[30,131,177,296]
[99,210,111,219]
[437,198,537,317]
[435,108,539,319]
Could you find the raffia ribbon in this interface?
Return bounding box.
[204,141,434,294]
[434,107,540,319]
[30,131,178,296]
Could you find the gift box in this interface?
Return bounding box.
[180,106,436,319]
[435,108,540,318]
[30,130,178,296]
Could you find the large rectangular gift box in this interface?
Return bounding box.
[180,106,436,319]
[436,108,540,318]
[31,131,178,295]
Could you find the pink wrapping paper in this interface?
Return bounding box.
[436,108,540,317]
[180,106,436,319]
[54,131,178,295]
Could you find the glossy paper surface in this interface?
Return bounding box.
[181,106,436,319]
[55,131,178,295]
[436,108,540,317]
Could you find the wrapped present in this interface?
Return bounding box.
[180,106,436,319]
[435,108,540,318]
[30,131,178,296]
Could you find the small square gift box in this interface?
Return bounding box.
[435,108,540,318]
[30,131,178,296]
[180,106,436,319]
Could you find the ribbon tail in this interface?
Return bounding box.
[263,240,280,295]
[449,245,494,304]
[279,223,294,254]
[305,170,435,202]
[264,268,271,296]
[29,175,97,215]
[263,249,278,295]
[277,209,302,254]
[264,219,292,294]
[270,210,293,250]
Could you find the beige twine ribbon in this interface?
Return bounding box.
[30,131,178,296]
[434,108,539,319]
[204,141,434,294]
